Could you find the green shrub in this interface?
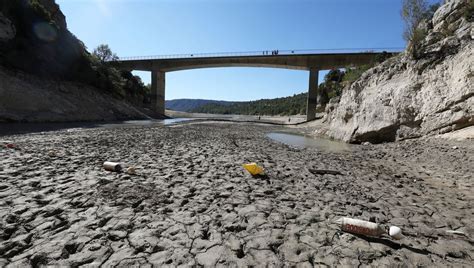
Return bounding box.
[408,28,428,59]
[375,51,393,63]
[343,65,372,84]
[93,44,119,63]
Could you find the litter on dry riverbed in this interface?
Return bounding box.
[103,161,122,172]
[3,143,17,149]
[243,162,265,176]
[446,230,468,236]
[336,217,403,240]
[308,168,343,175]
[126,166,136,175]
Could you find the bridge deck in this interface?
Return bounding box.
[117,47,403,61]
[116,48,402,72]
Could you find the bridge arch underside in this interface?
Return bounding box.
[134,63,310,72]
[146,66,321,121]
[118,52,379,72]
[117,53,384,121]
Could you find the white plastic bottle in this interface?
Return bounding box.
[336,217,403,240]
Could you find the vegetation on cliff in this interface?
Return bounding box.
[401,0,444,58]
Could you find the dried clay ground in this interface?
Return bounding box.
[0,121,473,267]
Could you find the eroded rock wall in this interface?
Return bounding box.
[326,0,473,143]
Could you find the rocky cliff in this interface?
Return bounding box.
[325,0,473,143]
[0,0,149,122]
[0,0,88,78]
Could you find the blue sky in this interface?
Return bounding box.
[57,0,410,101]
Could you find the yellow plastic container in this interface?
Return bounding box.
[243,163,264,176]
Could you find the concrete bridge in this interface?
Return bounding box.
[115,49,401,121]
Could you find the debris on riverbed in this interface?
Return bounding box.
[308,168,343,175]
[336,217,403,240]
[389,226,403,240]
[3,143,17,149]
[446,230,468,237]
[126,166,136,175]
[103,161,122,172]
[243,162,265,176]
[47,150,60,157]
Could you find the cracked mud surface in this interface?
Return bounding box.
[0,122,473,267]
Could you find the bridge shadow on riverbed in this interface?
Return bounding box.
[0,119,197,137]
[0,121,104,137]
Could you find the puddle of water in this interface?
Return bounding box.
[267,132,350,153]
[162,118,195,125]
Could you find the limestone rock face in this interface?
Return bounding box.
[0,12,15,42]
[326,0,473,143]
[432,0,465,27]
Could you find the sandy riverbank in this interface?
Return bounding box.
[0,121,472,266]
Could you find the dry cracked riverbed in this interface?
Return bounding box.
[0,122,473,267]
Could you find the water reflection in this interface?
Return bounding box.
[266,132,350,153]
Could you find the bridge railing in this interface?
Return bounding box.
[116,47,404,61]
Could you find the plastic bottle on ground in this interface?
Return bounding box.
[336,217,403,240]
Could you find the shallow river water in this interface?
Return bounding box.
[266,132,351,153]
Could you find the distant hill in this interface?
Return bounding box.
[165,99,235,112]
[190,93,308,116]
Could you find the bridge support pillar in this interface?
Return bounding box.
[151,71,166,115]
[306,68,319,121]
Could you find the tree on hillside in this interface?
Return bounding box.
[324,69,344,83]
[318,69,346,105]
[93,44,118,63]
[401,0,442,58]
[401,0,429,42]
[190,93,308,116]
